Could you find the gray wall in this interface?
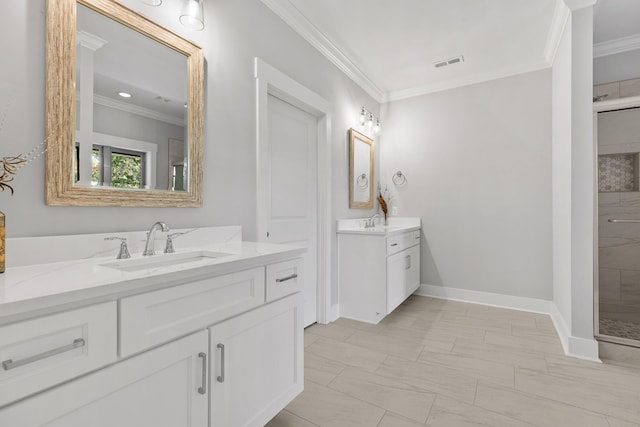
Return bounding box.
[0,0,379,240]
[380,70,553,300]
[594,50,640,85]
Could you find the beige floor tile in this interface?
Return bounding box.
[417,348,515,388]
[377,324,456,352]
[534,314,557,332]
[510,323,559,339]
[545,355,640,393]
[266,410,319,427]
[331,317,380,332]
[327,367,435,423]
[304,352,346,386]
[305,323,357,341]
[452,339,548,374]
[425,395,533,427]
[435,311,511,334]
[475,383,610,426]
[306,336,387,372]
[304,332,321,348]
[345,330,424,361]
[515,367,640,423]
[377,412,427,427]
[484,330,564,356]
[606,417,640,427]
[410,320,488,344]
[375,356,478,404]
[285,381,385,427]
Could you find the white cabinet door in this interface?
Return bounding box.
[210,293,303,427]
[405,244,421,296]
[387,249,409,313]
[0,331,208,427]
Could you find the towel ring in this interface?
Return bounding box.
[392,171,406,186]
[356,173,368,188]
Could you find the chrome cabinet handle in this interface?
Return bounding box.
[390,243,398,247]
[216,343,225,383]
[198,352,207,395]
[2,338,85,371]
[608,219,640,223]
[276,273,298,283]
[406,255,411,270]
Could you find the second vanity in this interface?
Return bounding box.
[337,217,421,324]
[0,226,304,427]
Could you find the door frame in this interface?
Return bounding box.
[593,94,640,344]
[255,58,333,324]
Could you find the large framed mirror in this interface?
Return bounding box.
[349,128,374,209]
[46,0,204,207]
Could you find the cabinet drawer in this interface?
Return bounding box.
[0,302,117,407]
[266,258,303,302]
[120,268,265,357]
[387,230,420,255]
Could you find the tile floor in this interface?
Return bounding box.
[266,295,640,427]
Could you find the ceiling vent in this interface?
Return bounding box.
[433,55,464,69]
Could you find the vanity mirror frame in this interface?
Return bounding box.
[348,128,374,209]
[45,0,204,207]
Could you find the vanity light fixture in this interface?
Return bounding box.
[180,0,205,31]
[139,0,162,5]
[118,92,132,98]
[359,106,380,134]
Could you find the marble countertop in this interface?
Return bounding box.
[336,217,421,236]
[0,237,304,324]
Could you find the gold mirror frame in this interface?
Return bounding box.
[45,0,204,207]
[349,128,374,209]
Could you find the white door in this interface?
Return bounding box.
[261,94,318,327]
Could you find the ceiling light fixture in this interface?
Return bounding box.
[118,92,132,98]
[180,0,205,31]
[359,106,380,134]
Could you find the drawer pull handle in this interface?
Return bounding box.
[276,273,298,283]
[390,243,398,247]
[2,338,85,371]
[406,255,411,270]
[217,343,225,383]
[198,352,207,394]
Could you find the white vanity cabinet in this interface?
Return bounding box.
[0,330,209,427]
[338,228,420,324]
[0,253,304,427]
[210,293,303,427]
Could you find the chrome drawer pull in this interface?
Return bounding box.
[390,243,398,247]
[276,274,298,283]
[198,352,207,394]
[217,343,225,383]
[2,338,85,371]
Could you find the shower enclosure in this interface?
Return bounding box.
[596,99,640,346]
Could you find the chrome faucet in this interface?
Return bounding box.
[143,222,169,256]
[364,214,379,228]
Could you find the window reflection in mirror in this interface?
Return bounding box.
[75,2,188,191]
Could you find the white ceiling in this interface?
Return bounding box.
[263,0,640,103]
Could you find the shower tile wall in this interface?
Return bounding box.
[598,107,640,328]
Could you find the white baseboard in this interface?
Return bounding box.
[417,284,601,362]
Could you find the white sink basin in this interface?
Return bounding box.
[100,250,231,272]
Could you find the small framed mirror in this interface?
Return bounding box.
[349,128,374,209]
[46,0,204,207]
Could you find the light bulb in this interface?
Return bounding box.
[367,113,374,129]
[180,0,204,31]
[374,118,380,134]
[359,106,366,126]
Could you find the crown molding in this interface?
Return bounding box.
[544,0,570,64]
[594,33,640,58]
[87,93,185,127]
[260,0,384,102]
[383,60,550,103]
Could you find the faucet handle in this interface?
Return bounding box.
[104,237,131,259]
[164,232,184,254]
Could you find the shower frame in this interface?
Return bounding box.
[593,94,640,348]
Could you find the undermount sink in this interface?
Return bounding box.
[100,250,231,272]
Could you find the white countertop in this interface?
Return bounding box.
[0,228,304,324]
[336,217,421,236]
